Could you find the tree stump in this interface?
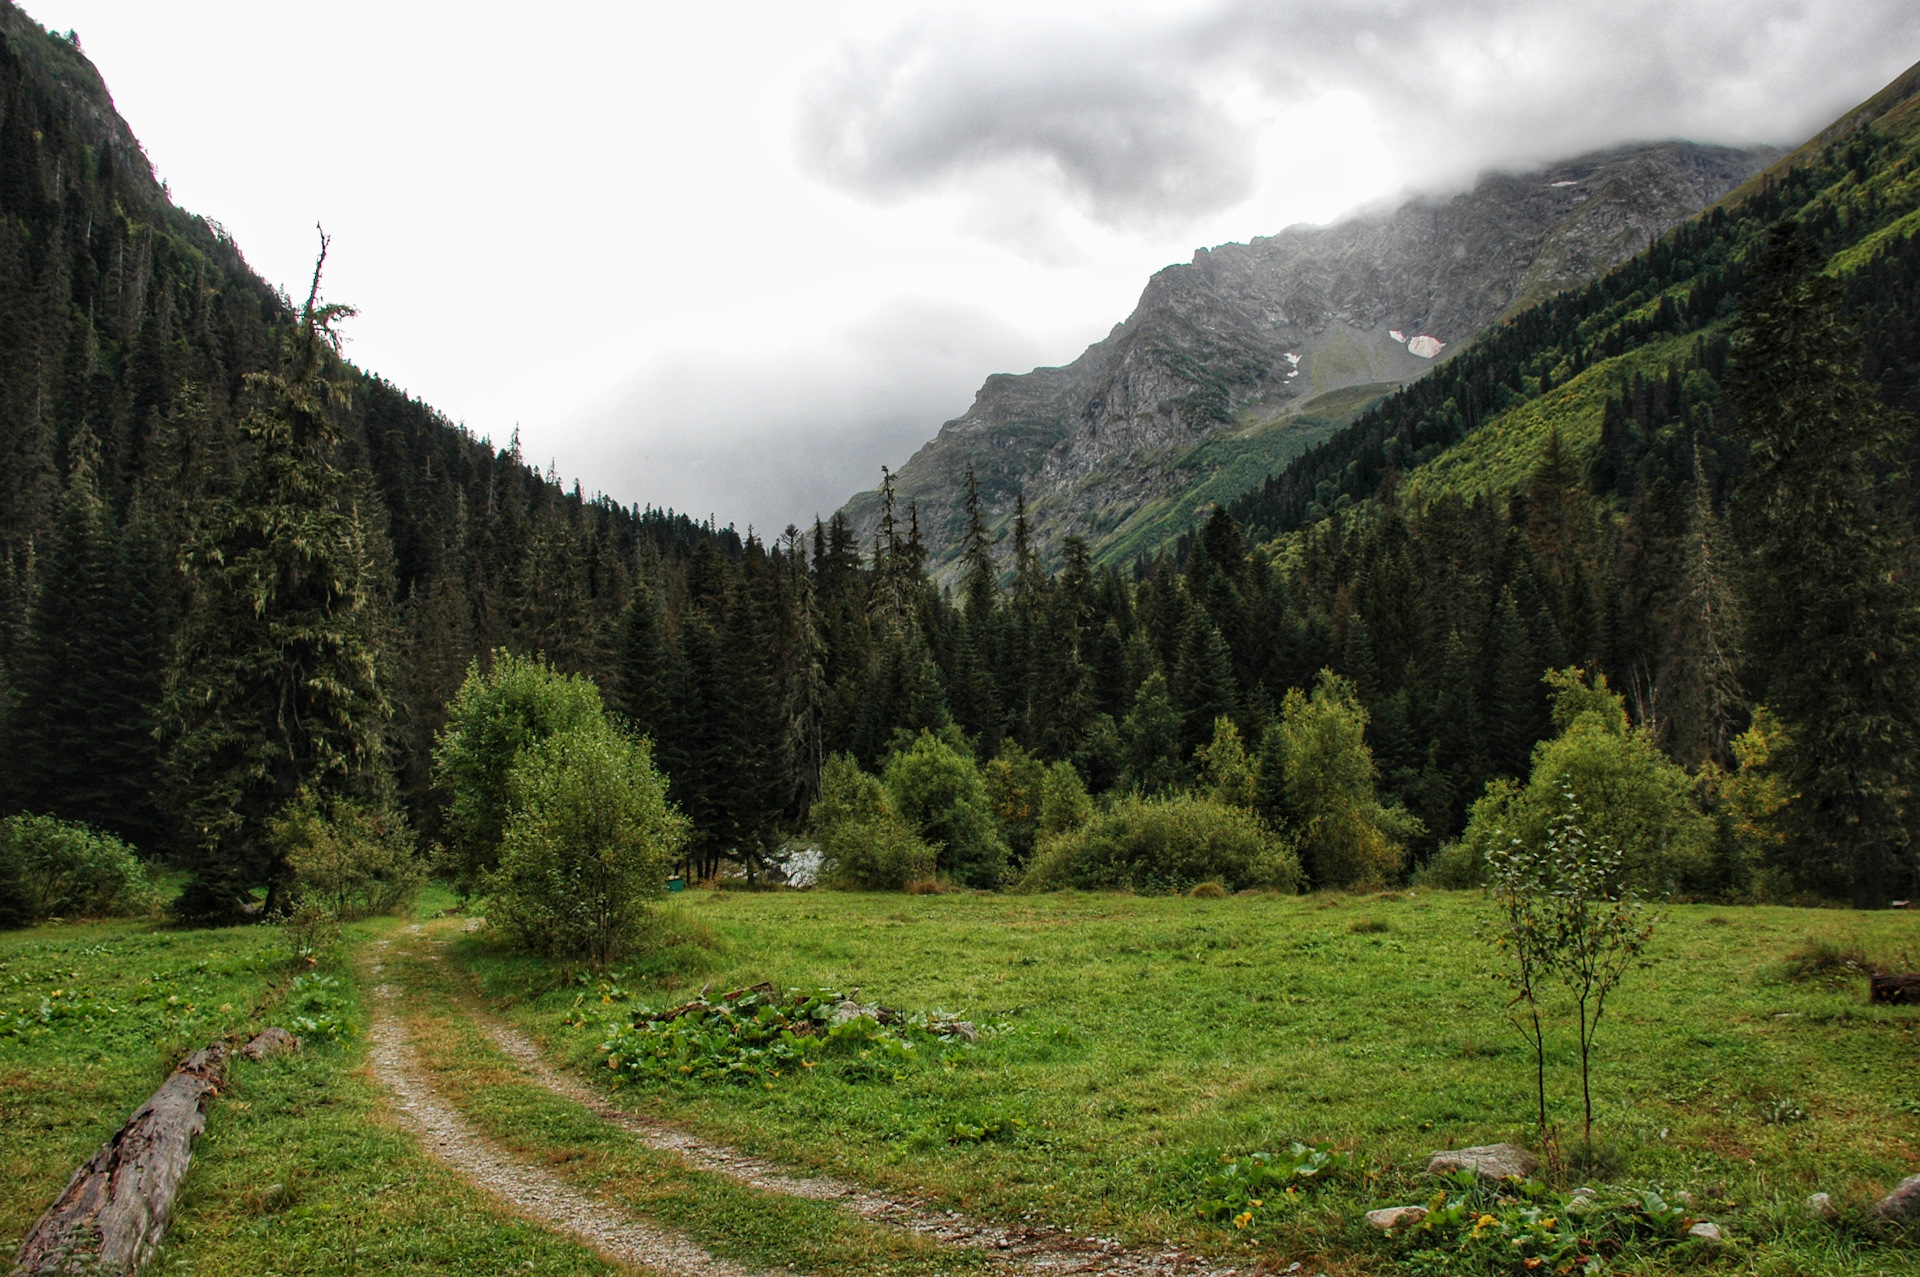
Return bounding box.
[10,1044,228,1276]
[1870,973,1920,1005]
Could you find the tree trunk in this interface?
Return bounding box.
[1870,973,1920,1005]
[11,1044,229,1276]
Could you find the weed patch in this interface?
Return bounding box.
[592,983,984,1086]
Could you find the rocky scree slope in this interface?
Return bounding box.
[839,141,1774,574]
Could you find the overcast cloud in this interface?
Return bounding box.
[25,1,1920,532]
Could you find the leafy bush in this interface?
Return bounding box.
[1,814,157,920]
[1389,1170,1701,1275]
[275,973,358,1044]
[1261,672,1415,889]
[1448,669,1713,893]
[486,723,688,964]
[981,743,1047,861]
[881,729,1008,887]
[1023,793,1302,894]
[595,984,977,1086]
[433,650,608,895]
[1193,1142,1357,1231]
[1037,760,1092,840]
[268,794,422,921]
[811,754,936,890]
[0,850,27,929]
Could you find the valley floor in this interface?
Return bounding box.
[4,890,1917,1275]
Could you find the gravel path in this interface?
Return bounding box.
[365,943,775,1277]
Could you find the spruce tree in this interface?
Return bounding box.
[1730,221,1920,906]
[158,240,393,920]
[613,576,671,738]
[4,422,120,829]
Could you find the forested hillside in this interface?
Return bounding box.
[3,2,1916,915]
[0,9,736,863]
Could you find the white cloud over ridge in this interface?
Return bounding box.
[799,0,1920,232]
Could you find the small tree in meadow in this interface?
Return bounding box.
[434,650,607,897]
[1488,785,1661,1157]
[486,723,687,965]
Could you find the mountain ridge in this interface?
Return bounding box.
[838,139,1776,575]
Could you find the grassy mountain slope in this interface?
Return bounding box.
[1226,57,1920,542]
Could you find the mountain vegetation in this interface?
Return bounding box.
[1,0,1917,919]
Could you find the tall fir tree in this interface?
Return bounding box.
[1730,221,1920,906]
[157,241,394,919]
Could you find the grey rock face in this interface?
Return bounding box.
[1426,1142,1540,1181]
[840,141,1773,573]
[1874,1173,1920,1223]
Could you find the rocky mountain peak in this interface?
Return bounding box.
[838,139,1776,576]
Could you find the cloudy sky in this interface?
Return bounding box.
[27,1,1920,532]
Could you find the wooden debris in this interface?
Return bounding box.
[241,1026,303,1062]
[11,1044,228,1276]
[1870,973,1920,1005]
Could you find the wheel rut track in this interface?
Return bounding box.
[365,939,775,1277]
[427,936,1254,1276]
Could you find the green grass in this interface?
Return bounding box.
[0,917,288,1247]
[462,889,1920,1274]
[9,892,1916,1274]
[1402,334,1700,504]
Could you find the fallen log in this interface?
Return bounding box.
[1870,973,1920,1005]
[10,1044,229,1276]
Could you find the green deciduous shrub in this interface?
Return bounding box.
[486,723,688,965]
[1,814,158,920]
[1438,668,1712,893]
[881,729,1009,888]
[981,743,1047,862]
[276,972,359,1044]
[811,754,937,890]
[1260,672,1417,890]
[434,650,607,896]
[268,794,423,921]
[1037,760,1093,841]
[1023,793,1302,894]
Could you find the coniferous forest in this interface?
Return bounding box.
[2,15,1920,921]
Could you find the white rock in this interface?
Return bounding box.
[1366,1206,1428,1231]
[1874,1172,1920,1223]
[1389,329,1407,343]
[1427,1143,1539,1181]
[1687,1221,1723,1243]
[1407,335,1446,359]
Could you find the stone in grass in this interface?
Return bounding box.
[242,1027,302,1061]
[1365,1206,1428,1231]
[1807,1192,1838,1222]
[1426,1143,1539,1181]
[1874,1173,1920,1224]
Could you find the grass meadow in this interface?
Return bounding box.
[3,887,1916,1275]
[471,888,1920,1274]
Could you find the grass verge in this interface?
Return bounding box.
[458,889,1920,1275]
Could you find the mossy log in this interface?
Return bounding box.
[10,1044,228,1276]
[1869,973,1920,1004]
